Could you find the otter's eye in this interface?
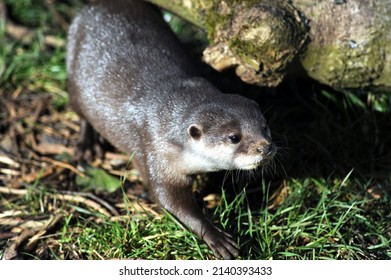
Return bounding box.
[228,134,241,144]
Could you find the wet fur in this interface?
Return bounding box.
[67,0,275,259]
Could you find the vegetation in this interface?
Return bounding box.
[0,0,390,260]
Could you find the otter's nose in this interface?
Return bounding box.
[257,143,275,157]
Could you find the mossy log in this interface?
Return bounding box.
[295,0,390,90]
[145,0,391,91]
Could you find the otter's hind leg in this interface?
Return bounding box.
[75,119,105,162]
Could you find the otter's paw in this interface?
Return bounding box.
[203,227,239,260]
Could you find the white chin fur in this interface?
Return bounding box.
[183,141,268,173]
[234,155,264,170]
[182,141,235,173]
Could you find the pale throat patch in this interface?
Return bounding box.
[181,140,235,173]
[180,139,263,173]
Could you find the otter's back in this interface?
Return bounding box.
[67,0,197,102]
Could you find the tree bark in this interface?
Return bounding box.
[145,0,391,91]
[293,0,390,90]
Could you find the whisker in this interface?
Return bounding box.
[221,170,231,188]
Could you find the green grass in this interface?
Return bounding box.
[59,212,209,260]
[0,0,390,260]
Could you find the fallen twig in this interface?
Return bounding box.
[3,213,63,260]
[0,186,116,217]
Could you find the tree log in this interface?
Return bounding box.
[145,0,391,91]
[293,0,390,90]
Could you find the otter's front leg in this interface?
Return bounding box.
[152,178,239,259]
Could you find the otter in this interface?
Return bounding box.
[67,0,276,259]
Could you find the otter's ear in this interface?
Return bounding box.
[187,124,202,140]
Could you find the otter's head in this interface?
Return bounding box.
[183,96,276,173]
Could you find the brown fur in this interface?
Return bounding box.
[67,0,275,259]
